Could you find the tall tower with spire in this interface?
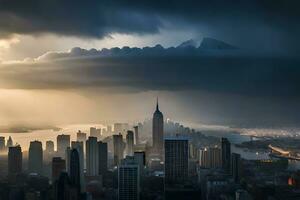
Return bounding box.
[152,98,164,154]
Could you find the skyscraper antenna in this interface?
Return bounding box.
[156,97,159,111]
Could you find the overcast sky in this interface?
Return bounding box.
[0,0,299,127]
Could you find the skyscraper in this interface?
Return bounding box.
[76,131,86,168]
[90,127,101,139]
[0,136,5,151]
[133,152,145,172]
[152,99,164,154]
[113,134,125,166]
[46,140,54,154]
[86,136,99,176]
[118,157,140,200]
[57,134,70,158]
[164,137,189,185]
[28,141,43,174]
[210,147,222,168]
[77,130,87,142]
[55,172,78,200]
[55,172,70,200]
[52,157,66,182]
[71,141,85,192]
[65,147,71,173]
[70,149,81,193]
[133,126,139,145]
[231,153,242,183]
[98,141,108,176]
[221,138,231,173]
[6,136,13,148]
[8,145,22,179]
[45,140,55,161]
[126,131,134,156]
[71,141,84,174]
[199,148,209,168]
[199,147,222,168]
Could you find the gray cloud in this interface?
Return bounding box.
[1,40,299,97]
[0,1,299,53]
[1,39,300,127]
[0,1,161,38]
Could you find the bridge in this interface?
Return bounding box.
[268,145,300,161]
[268,144,290,155]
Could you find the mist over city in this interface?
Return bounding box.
[0,1,300,200]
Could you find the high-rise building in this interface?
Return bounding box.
[86,136,99,176]
[164,137,189,185]
[46,140,55,154]
[71,141,84,173]
[77,130,87,142]
[199,147,222,168]
[90,127,101,139]
[71,141,85,192]
[65,147,71,173]
[126,131,134,156]
[57,134,70,158]
[152,99,164,154]
[199,148,209,168]
[113,134,125,166]
[6,136,13,148]
[133,126,139,145]
[231,153,242,183]
[210,147,222,168]
[0,136,5,151]
[134,152,145,172]
[90,127,96,136]
[118,157,140,200]
[28,141,43,174]
[55,172,78,200]
[76,131,86,168]
[221,138,231,173]
[8,145,22,179]
[98,141,108,176]
[52,157,66,182]
[70,149,81,193]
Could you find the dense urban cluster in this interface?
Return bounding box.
[0,101,300,200]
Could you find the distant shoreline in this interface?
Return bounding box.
[0,125,61,133]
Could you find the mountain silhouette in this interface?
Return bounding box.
[177,39,198,48]
[199,37,237,50]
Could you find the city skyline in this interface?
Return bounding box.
[0,1,299,199]
[0,100,299,199]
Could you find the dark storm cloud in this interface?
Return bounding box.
[0,1,300,53]
[0,0,161,38]
[1,42,300,98]
[2,42,300,127]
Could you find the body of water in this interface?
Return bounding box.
[0,124,105,151]
[206,130,300,170]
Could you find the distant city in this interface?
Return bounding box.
[0,100,299,200]
[1,0,300,199]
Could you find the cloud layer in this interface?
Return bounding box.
[1,39,299,98]
[0,1,300,53]
[1,38,299,127]
[0,1,300,127]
